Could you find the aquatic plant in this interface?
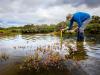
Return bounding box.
[19,41,87,71]
[0,53,9,61]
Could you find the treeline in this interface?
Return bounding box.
[0,15,100,34]
[85,15,100,34]
[90,15,100,23]
[21,21,66,34]
[20,21,67,34]
[21,24,56,33]
[2,21,67,34]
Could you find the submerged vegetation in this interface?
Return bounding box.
[0,15,100,35]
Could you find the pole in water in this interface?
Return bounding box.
[60,30,63,49]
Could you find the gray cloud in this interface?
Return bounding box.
[0,0,100,27]
[85,0,100,7]
[0,0,99,14]
[64,0,100,7]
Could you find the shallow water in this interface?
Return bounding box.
[0,34,100,75]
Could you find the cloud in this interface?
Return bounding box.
[62,0,100,7]
[84,0,100,7]
[0,0,100,27]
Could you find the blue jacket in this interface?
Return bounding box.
[68,12,91,29]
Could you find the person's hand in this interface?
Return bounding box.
[67,28,70,32]
[61,29,65,31]
[70,30,75,33]
[67,30,74,33]
[67,30,70,32]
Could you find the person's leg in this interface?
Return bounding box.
[77,28,84,41]
[80,18,92,32]
[77,18,91,41]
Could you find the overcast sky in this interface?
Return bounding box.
[0,0,100,27]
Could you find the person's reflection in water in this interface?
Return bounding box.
[68,41,87,61]
[64,40,89,75]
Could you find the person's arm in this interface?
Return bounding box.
[68,19,74,30]
[61,19,74,31]
[61,21,69,31]
[61,18,74,31]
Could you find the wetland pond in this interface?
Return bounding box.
[0,34,100,75]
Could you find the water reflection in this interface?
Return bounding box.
[0,52,9,62]
[0,34,100,75]
[16,39,89,75]
[66,41,87,61]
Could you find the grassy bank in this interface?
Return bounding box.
[0,29,21,36]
